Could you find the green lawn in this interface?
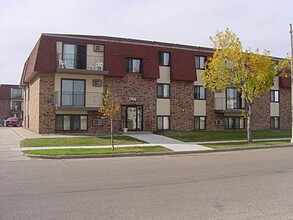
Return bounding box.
[155,130,291,142]
[20,136,146,147]
[23,146,170,156]
[204,140,290,150]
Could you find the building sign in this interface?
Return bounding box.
[129,97,138,102]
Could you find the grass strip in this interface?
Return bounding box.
[20,136,146,147]
[155,130,290,142]
[23,146,170,156]
[203,140,290,150]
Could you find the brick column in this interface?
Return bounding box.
[170,80,194,130]
[280,87,291,129]
[39,73,56,133]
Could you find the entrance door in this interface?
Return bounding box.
[121,106,143,131]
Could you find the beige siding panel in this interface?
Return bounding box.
[157,99,170,115]
[55,74,104,108]
[86,44,104,70]
[56,42,62,55]
[194,100,206,115]
[270,102,279,116]
[271,77,279,90]
[214,91,225,110]
[157,66,170,83]
[194,69,204,86]
[23,87,30,128]
[55,73,104,93]
[215,91,225,98]
[28,77,40,133]
[56,43,104,70]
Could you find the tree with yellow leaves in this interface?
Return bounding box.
[276,54,291,77]
[202,28,276,143]
[99,88,120,150]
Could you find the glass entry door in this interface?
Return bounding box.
[121,105,143,131]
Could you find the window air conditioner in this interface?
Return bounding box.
[96,62,104,71]
[215,119,223,126]
[93,45,104,52]
[93,79,103,87]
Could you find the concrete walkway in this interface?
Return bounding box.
[125,133,212,152]
[0,127,29,161]
[12,127,81,139]
[13,127,212,152]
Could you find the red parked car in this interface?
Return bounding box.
[5,117,22,127]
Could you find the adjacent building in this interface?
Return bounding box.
[0,84,23,120]
[20,34,291,134]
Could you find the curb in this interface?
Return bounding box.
[23,143,293,160]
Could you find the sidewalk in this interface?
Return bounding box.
[14,127,212,152]
[13,127,291,154]
[125,133,212,152]
[12,127,82,139]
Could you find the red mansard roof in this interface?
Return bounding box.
[20,33,214,85]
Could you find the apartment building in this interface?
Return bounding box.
[20,34,291,134]
[0,84,23,120]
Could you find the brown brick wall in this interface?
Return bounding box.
[251,92,271,130]
[87,74,157,135]
[205,89,273,131]
[24,72,291,135]
[280,87,291,129]
[0,100,10,119]
[87,111,121,136]
[39,73,56,133]
[170,80,194,130]
[205,89,225,130]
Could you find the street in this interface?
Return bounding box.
[1,127,293,219]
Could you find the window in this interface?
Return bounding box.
[11,88,22,98]
[194,116,206,130]
[157,116,170,130]
[270,90,279,102]
[63,44,87,69]
[194,86,206,100]
[226,88,242,109]
[159,52,170,66]
[270,117,280,129]
[56,115,87,131]
[61,79,85,106]
[195,56,206,69]
[224,117,244,129]
[11,101,22,111]
[126,58,142,73]
[157,84,170,98]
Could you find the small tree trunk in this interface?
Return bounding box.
[247,103,252,143]
[110,118,114,150]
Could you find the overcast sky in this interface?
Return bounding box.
[0,0,292,84]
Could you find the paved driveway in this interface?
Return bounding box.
[0,127,28,161]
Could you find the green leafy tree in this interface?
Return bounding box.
[202,28,276,143]
[99,89,120,150]
[276,54,291,77]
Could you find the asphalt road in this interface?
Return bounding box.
[1,127,293,219]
